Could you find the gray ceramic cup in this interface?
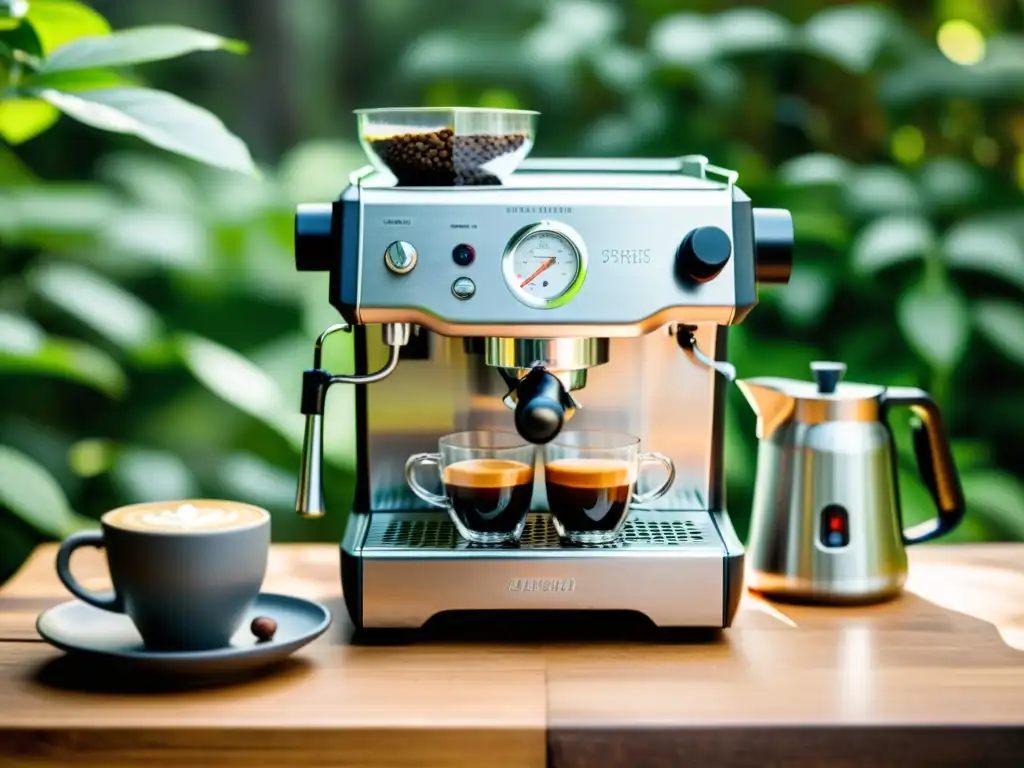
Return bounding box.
[56,499,270,652]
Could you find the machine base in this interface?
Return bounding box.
[341,509,744,633]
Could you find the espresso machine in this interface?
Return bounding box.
[291,108,792,631]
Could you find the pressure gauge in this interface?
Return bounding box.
[502,221,588,309]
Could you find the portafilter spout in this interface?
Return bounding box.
[485,338,609,444]
[295,323,409,518]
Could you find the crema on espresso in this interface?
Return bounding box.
[104,501,267,533]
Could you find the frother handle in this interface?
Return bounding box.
[881,387,966,544]
[56,531,124,613]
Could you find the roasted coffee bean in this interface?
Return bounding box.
[367,128,529,186]
[251,615,278,642]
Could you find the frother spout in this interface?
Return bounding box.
[736,379,797,440]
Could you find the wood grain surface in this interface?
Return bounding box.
[0,545,546,767]
[2,543,1024,767]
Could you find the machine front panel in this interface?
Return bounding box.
[353,186,752,331]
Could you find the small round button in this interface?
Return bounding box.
[452,277,476,299]
[385,241,417,274]
[676,226,732,283]
[452,243,475,267]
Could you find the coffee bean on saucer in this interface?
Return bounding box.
[251,616,277,642]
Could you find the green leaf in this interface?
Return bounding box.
[0,15,41,57]
[0,445,91,538]
[896,283,970,370]
[790,211,849,249]
[802,5,895,73]
[851,215,935,273]
[777,153,851,186]
[217,453,298,510]
[0,97,59,143]
[918,158,984,211]
[0,311,127,397]
[0,144,39,185]
[41,25,247,72]
[715,8,793,56]
[648,14,716,66]
[34,86,257,175]
[278,139,372,205]
[942,219,1024,292]
[111,446,198,503]
[28,262,163,352]
[973,300,1024,367]
[98,151,199,210]
[960,469,1024,539]
[844,165,923,218]
[177,333,294,434]
[24,0,109,55]
[67,438,115,478]
[22,66,138,90]
[774,264,834,325]
[0,184,120,236]
[0,0,28,31]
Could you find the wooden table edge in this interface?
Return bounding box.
[547,724,1024,767]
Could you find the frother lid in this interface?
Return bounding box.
[758,362,886,402]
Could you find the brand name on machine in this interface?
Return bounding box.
[602,248,652,264]
[506,206,573,215]
[508,578,576,593]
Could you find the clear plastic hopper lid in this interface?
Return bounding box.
[355,107,539,186]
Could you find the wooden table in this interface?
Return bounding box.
[1,544,1023,767]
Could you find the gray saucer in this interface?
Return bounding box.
[36,593,331,678]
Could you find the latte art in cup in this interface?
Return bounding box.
[104,500,267,533]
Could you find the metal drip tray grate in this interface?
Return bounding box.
[365,511,717,552]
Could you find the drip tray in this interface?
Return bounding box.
[362,511,721,554]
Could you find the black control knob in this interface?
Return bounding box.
[513,368,566,445]
[676,226,732,283]
[295,203,335,272]
[753,208,793,285]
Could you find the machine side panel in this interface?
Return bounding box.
[731,189,756,312]
[709,509,746,626]
[329,187,360,323]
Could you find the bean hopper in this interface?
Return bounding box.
[292,107,793,632]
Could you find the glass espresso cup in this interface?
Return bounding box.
[405,431,536,544]
[543,431,676,545]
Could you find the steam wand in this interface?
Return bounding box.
[295,323,410,518]
[676,325,737,382]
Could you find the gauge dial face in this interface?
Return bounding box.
[504,224,586,308]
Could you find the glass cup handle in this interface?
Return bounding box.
[404,453,448,507]
[633,452,677,504]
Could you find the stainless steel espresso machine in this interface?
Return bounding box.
[291,108,793,632]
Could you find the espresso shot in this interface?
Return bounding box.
[405,431,538,545]
[545,459,635,537]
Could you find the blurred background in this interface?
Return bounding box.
[2,0,1023,582]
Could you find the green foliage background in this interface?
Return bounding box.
[2,0,1023,582]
